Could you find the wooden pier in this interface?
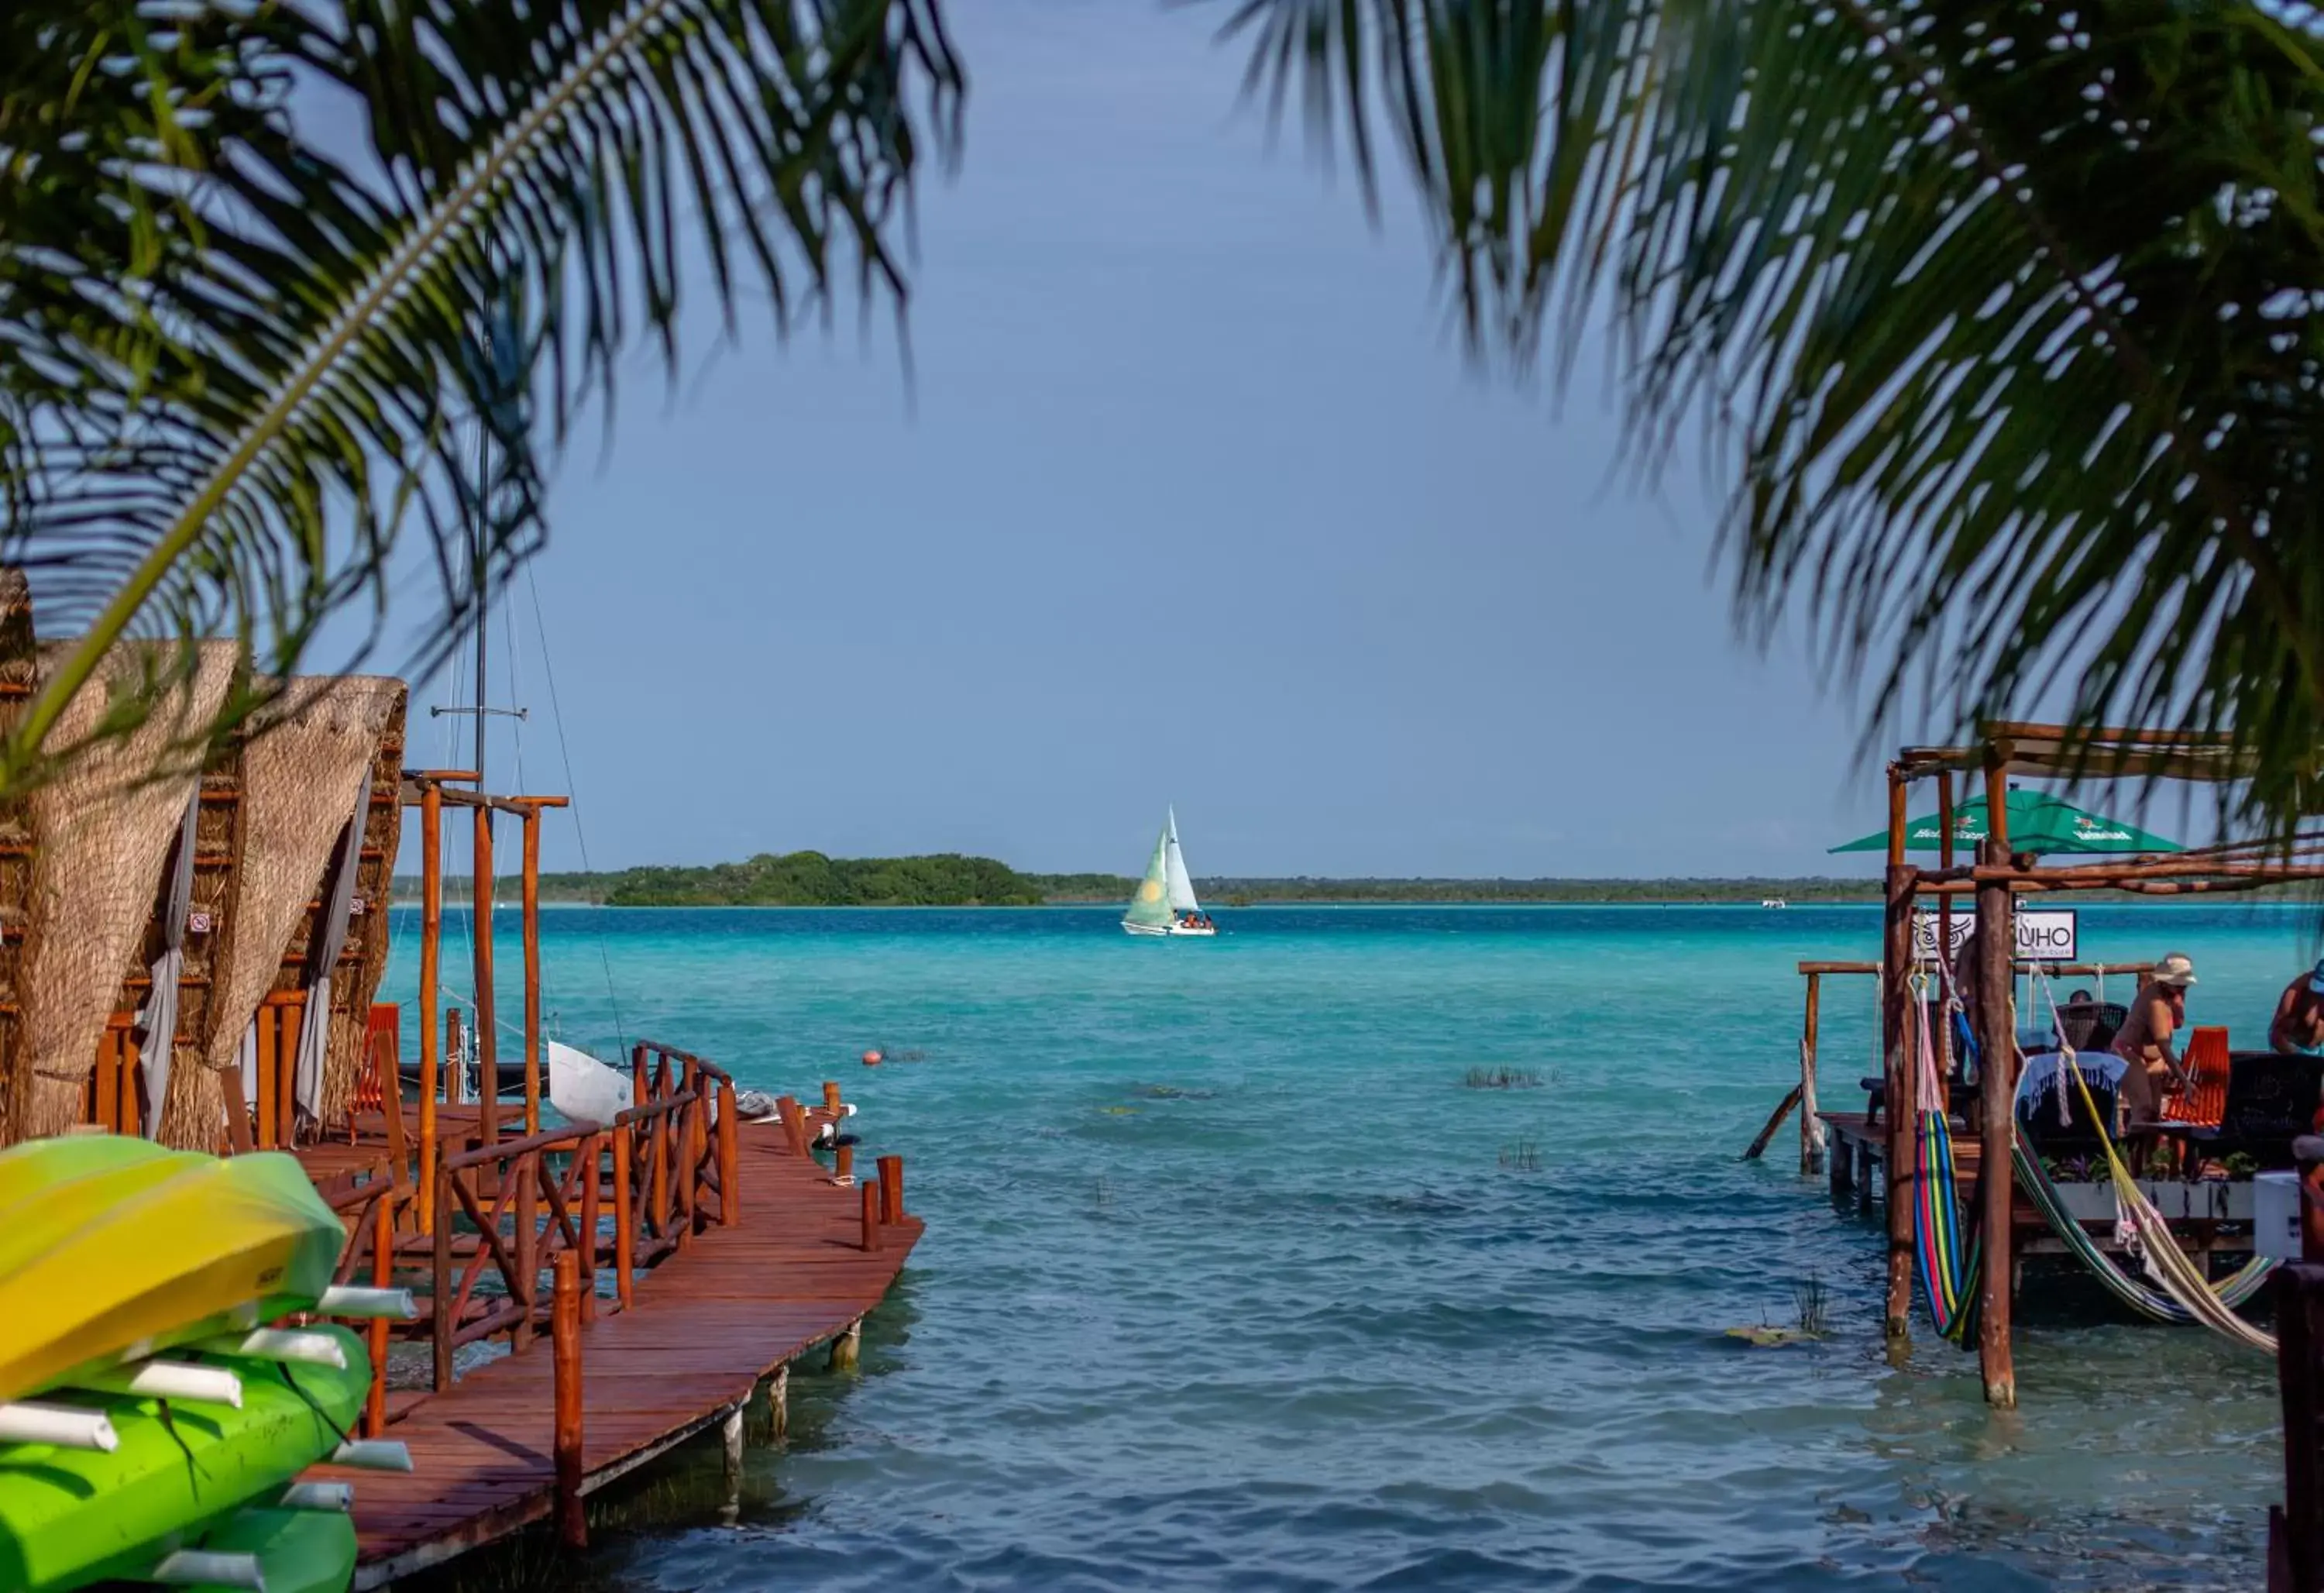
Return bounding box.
[308,1104,919,1586]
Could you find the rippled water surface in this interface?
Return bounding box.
[383,902,2322,1591]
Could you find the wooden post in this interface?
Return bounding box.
[2305,1150,2324,1267]
[769,1363,789,1443]
[612,1128,634,1311]
[822,1080,842,1115]
[827,1319,861,1373]
[514,1149,538,1354]
[878,1154,903,1223]
[473,807,497,1147]
[94,1031,117,1136]
[1800,972,1823,1175]
[631,1043,648,1110]
[521,806,541,1137]
[717,1079,740,1227]
[254,1012,277,1151]
[551,1251,586,1550]
[366,1191,391,1436]
[1975,834,2017,1407]
[2275,1261,2324,1593]
[1882,855,1916,1347]
[721,1403,744,1480]
[579,1131,600,1324]
[276,998,297,1150]
[834,1142,854,1184]
[861,1178,882,1252]
[1936,770,1955,1076]
[648,1106,669,1240]
[418,783,442,1233]
[431,1160,454,1392]
[775,1096,804,1155]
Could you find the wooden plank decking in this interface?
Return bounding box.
[308,1114,920,1587]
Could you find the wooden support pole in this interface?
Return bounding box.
[446,1009,465,1105]
[1882,859,1916,1347]
[431,1161,454,1393]
[769,1363,789,1443]
[2274,1259,2324,1593]
[776,1096,804,1156]
[473,807,497,1147]
[612,1129,634,1311]
[521,807,541,1137]
[861,1178,882,1252]
[366,1192,391,1436]
[631,1043,648,1110]
[552,1251,586,1551]
[878,1154,903,1223]
[828,1319,861,1373]
[2305,1145,2324,1267]
[717,1079,740,1227]
[276,999,297,1150]
[514,1151,538,1354]
[579,1131,600,1325]
[834,1142,854,1184]
[1800,972,1824,1175]
[720,1403,744,1480]
[822,1080,842,1115]
[418,783,442,1233]
[1975,835,2017,1408]
[255,1014,277,1151]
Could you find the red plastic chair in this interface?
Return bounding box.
[2160,1025,2230,1128]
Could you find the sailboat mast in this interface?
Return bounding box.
[472,324,491,790]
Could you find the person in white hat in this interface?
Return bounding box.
[2111,952,2198,1157]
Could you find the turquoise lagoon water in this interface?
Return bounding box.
[383,903,2324,1591]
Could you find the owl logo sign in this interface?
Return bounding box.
[1912,907,2077,963]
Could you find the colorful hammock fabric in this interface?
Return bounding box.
[1912,1106,1982,1342]
[2006,974,2278,1350]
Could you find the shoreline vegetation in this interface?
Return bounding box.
[390,851,1900,907]
[387,851,2322,909]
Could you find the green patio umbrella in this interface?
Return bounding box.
[1831,790,2181,856]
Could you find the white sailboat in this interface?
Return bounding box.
[1122,807,1216,938]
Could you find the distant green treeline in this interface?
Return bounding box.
[393,855,1888,907]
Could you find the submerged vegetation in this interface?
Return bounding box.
[1463,1067,1544,1089]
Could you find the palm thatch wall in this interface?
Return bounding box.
[0,576,36,1144]
[321,685,405,1125]
[16,640,237,1139]
[197,676,403,1141]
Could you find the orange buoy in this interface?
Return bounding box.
[862,1049,883,1067]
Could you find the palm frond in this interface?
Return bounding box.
[1224,0,2324,839]
[2,0,962,787]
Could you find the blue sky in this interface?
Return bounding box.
[387,4,1901,877]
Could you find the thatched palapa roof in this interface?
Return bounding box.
[201,676,404,1111]
[17,640,236,1138]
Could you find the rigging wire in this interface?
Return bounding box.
[524,558,630,1058]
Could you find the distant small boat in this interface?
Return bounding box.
[1123,808,1216,938]
[1761,898,1788,910]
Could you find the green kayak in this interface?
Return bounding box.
[0,1324,369,1591]
[170,1504,359,1593]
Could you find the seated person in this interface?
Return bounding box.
[2271,959,2324,1055]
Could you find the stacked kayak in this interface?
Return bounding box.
[0,1135,415,1593]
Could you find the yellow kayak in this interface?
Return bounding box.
[0,1136,346,1402]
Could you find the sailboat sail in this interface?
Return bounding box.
[1164,808,1200,914]
[1122,829,1174,931]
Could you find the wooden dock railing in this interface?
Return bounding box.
[428,1126,603,1392]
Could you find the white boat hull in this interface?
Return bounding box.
[547,1039,634,1128]
[1122,920,1216,938]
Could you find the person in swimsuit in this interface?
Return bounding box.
[2271,959,2324,1055]
[2112,953,2197,1154]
